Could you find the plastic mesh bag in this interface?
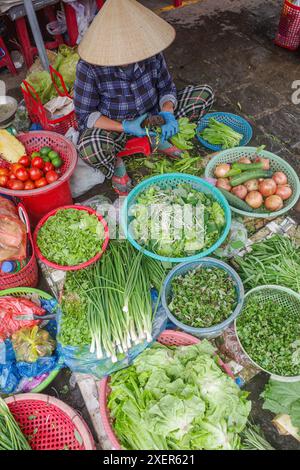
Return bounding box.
[12,326,56,363]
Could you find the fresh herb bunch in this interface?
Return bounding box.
[236,298,300,376]
[37,208,105,266]
[0,398,31,450]
[168,267,237,328]
[234,235,300,293]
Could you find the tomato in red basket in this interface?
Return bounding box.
[11,163,24,175]
[0,175,8,187]
[31,157,44,170]
[29,167,43,181]
[18,155,31,167]
[9,173,17,180]
[35,177,47,188]
[24,180,35,190]
[45,170,59,184]
[15,167,29,182]
[0,168,9,176]
[7,179,24,190]
[44,161,54,173]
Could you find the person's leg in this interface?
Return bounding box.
[175,84,215,124]
[78,128,131,194]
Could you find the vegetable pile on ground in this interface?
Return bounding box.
[170,118,197,150]
[108,340,251,450]
[0,132,63,191]
[130,183,226,258]
[236,296,300,377]
[0,397,31,450]
[261,379,300,431]
[199,118,243,149]
[214,148,293,212]
[234,234,300,293]
[37,208,105,266]
[59,241,165,361]
[168,267,237,328]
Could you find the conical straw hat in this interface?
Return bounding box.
[78,0,176,66]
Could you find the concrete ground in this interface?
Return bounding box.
[1,0,300,450]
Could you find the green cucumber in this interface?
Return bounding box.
[230,170,272,187]
[232,162,264,171]
[218,188,253,212]
[224,168,242,177]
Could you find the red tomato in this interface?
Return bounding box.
[0,168,10,176]
[11,163,24,175]
[29,168,43,181]
[18,155,31,167]
[24,180,35,190]
[7,179,24,190]
[0,175,8,187]
[9,173,17,180]
[31,157,44,170]
[45,170,59,184]
[15,167,29,182]
[35,177,48,188]
[44,162,54,173]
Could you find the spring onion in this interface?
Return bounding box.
[0,398,31,450]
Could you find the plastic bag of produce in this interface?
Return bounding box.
[0,297,45,342]
[0,196,18,218]
[12,326,56,363]
[0,197,27,262]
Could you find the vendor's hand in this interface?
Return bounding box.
[122,114,155,137]
[159,111,179,144]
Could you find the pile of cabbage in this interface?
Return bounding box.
[108,340,251,450]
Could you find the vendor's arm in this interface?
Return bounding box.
[156,53,177,113]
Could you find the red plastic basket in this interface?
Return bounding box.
[5,393,95,450]
[21,66,78,135]
[275,0,300,51]
[0,204,38,290]
[33,205,110,271]
[99,329,235,450]
[0,131,78,225]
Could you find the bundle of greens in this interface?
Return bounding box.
[241,422,274,450]
[130,183,226,258]
[0,398,31,450]
[234,235,300,293]
[170,118,197,150]
[37,208,105,266]
[261,380,300,431]
[236,297,300,377]
[108,340,251,450]
[59,241,165,360]
[199,118,243,149]
[168,267,237,328]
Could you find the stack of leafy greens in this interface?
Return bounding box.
[108,340,251,450]
[261,380,300,432]
[37,208,105,266]
[130,183,226,258]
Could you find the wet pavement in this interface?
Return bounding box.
[2,0,300,450]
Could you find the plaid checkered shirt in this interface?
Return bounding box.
[74,53,177,133]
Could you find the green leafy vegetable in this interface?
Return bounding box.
[0,398,31,450]
[37,208,105,266]
[168,267,237,328]
[170,118,197,150]
[199,118,243,149]
[241,422,274,450]
[261,380,300,430]
[108,341,251,450]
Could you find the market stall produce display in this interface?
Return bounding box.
[106,339,251,450]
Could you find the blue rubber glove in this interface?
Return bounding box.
[122,113,154,137]
[159,111,179,143]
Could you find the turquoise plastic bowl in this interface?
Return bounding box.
[162,258,244,339]
[121,173,232,263]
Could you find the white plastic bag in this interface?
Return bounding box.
[63,0,97,44]
[70,158,105,198]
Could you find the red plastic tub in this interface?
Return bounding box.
[275,0,300,51]
[0,131,78,226]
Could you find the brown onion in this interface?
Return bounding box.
[265,195,283,212]
[238,157,252,164]
[214,163,231,178]
[255,157,270,170]
[216,178,231,191]
[258,178,277,197]
[272,171,288,186]
[232,185,248,200]
[245,191,263,209]
[244,179,259,192]
[275,185,292,201]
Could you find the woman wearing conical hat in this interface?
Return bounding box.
[74,0,214,195]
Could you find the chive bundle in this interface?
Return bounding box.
[0,398,31,450]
